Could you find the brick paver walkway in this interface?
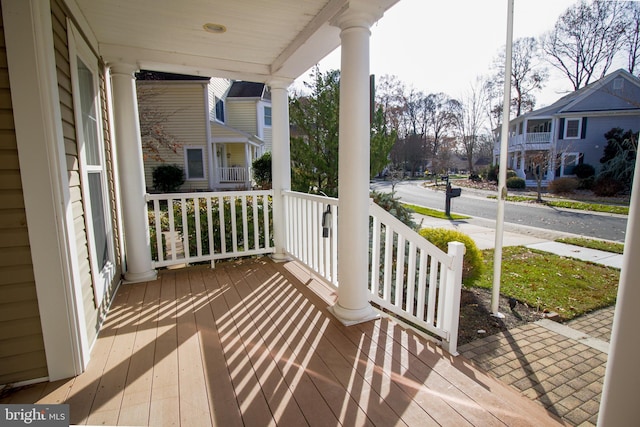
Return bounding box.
[567,306,615,343]
[459,307,615,426]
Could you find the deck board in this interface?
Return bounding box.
[5,257,564,426]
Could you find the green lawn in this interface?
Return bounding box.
[487,195,629,215]
[556,237,625,254]
[402,203,470,220]
[471,246,619,320]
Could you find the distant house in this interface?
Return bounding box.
[138,74,271,191]
[493,69,640,186]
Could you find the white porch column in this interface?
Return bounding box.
[212,143,220,188]
[109,63,157,283]
[597,151,640,424]
[245,142,251,189]
[269,79,292,259]
[330,5,381,325]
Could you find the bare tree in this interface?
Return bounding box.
[137,85,183,161]
[423,93,460,172]
[454,77,491,172]
[622,2,640,75]
[542,0,627,90]
[526,151,554,202]
[493,37,548,117]
[375,74,406,134]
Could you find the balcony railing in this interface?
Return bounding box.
[282,190,464,354]
[219,166,248,182]
[146,190,273,268]
[508,132,552,147]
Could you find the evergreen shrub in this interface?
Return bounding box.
[418,228,483,284]
[152,164,184,192]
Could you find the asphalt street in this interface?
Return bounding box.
[370,180,628,242]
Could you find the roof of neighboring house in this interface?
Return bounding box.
[227,81,271,100]
[513,69,640,122]
[211,121,264,146]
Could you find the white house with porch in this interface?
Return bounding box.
[138,74,269,191]
[1,0,639,425]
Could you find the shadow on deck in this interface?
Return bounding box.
[1,257,564,426]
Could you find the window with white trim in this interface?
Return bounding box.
[564,118,581,139]
[264,106,272,127]
[215,97,225,122]
[69,24,115,305]
[185,147,205,179]
[561,152,580,176]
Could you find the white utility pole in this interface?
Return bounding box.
[491,0,514,317]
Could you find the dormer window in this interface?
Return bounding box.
[215,97,225,122]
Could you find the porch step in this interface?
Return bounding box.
[525,180,549,187]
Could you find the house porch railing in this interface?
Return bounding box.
[219,166,248,183]
[145,189,464,354]
[509,132,552,147]
[282,190,465,354]
[146,190,273,268]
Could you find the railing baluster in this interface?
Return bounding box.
[316,201,324,276]
[241,195,248,253]
[181,198,189,260]
[394,234,405,308]
[218,195,226,254]
[383,224,393,302]
[206,197,214,255]
[153,199,163,263]
[437,266,448,328]
[416,251,427,320]
[312,200,319,272]
[253,195,260,250]
[331,203,338,283]
[370,216,381,298]
[230,196,238,253]
[264,194,271,249]
[194,197,202,257]
[406,242,416,314]
[167,198,177,262]
[302,198,308,265]
[426,256,438,324]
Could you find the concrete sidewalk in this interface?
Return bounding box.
[415,212,621,426]
[415,214,624,268]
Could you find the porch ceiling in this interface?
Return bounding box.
[71,0,399,82]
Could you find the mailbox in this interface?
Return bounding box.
[447,187,461,198]
[444,184,461,216]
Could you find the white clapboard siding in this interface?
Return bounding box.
[138,81,210,191]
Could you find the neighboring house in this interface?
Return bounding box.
[493,69,640,186]
[138,74,270,191]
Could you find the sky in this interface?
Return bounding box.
[295,0,583,108]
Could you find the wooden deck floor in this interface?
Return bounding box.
[2,257,564,426]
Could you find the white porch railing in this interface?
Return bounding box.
[147,190,273,268]
[283,191,339,283]
[219,166,248,182]
[509,132,552,147]
[282,190,465,354]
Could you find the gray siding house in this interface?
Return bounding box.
[494,69,640,185]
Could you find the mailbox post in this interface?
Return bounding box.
[442,175,462,216]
